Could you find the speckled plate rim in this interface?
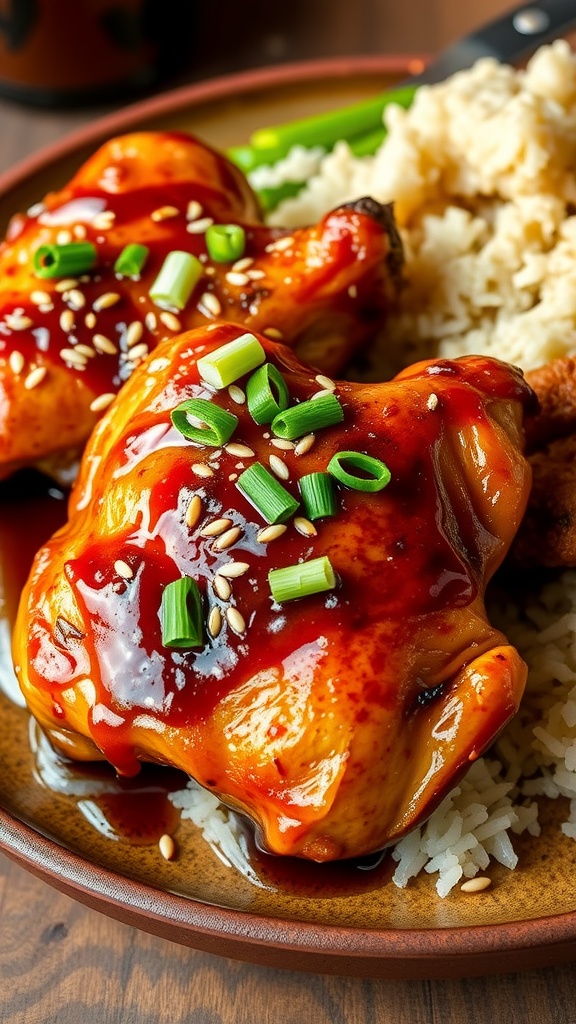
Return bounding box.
[1,55,576,979]
[3,807,576,979]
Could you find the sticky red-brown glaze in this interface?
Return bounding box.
[0,131,402,479]
[14,324,534,861]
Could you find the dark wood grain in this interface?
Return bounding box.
[2,2,575,1022]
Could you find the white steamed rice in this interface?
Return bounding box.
[172,41,576,896]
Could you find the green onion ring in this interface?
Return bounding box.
[171,398,238,447]
[328,451,391,493]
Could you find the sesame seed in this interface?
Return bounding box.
[213,575,232,601]
[74,344,96,358]
[186,216,214,234]
[17,249,28,265]
[315,374,336,391]
[92,211,116,231]
[257,524,287,544]
[159,311,181,332]
[427,393,439,411]
[192,463,214,478]
[213,526,242,551]
[93,292,121,312]
[30,290,51,306]
[27,201,44,217]
[74,224,87,239]
[225,271,250,287]
[232,257,253,272]
[56,229,73,246]
[125,321,144,348]
[460,877,491,894]
[269,454,290,480]
[228,385,246,405]
[9,350,25,374]
[60,347,88,369]
[186,200,203,221]
[199,292,222,318]
[267,236,294,253]
[311,388,333,400]
[23,366,47,390]
[217,561,250,579]
[226,607,246,634]
[85,312,97,329]
[348,284,358,298]
[6,313,34,331]
[54,278,78,292]
[294,516,317,538]
[125,342,149,362]
[38,303,54,313]
[270,438,294,451]
[246,268,265,281]
[145,311,157,331]
[224,442,255,458]
[59,310,75,332]
[263,327,283,340]
[114,559,133,579]
[185,494,202,529]
[89,392,116,412]
[158,833,176,861]
[208,606,223,638]
[201,518,232,538]
[294,433,315,456]
[66,288,86,310]
[151,205,180,222]
[149,356,171,372]
[93,333,118,355]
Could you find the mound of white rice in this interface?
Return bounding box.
[270,39,576,375]
[172,41,576,896]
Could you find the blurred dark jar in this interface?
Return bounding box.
[0,0,191,105]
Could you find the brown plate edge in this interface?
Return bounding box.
[0,54,417,200]
[3,806,576,979]
[1,53,576,979]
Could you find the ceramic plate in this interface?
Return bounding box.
[2,57,576,981]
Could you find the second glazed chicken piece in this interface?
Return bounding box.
[512,356,576,567]
[0,131,402,480]
[14,324,534,862]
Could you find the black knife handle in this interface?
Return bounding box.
[415,0,576,86]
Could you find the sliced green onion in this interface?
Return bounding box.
[256,181,305,214]
[328,451,391,493]
[271,393,343,440]
[299,473,338,520]
[236,463,299,524]
[349,126,387,157]
[171,398,238,447]
[246,363,290,424]
[269,555,336,603]
[114,243,149,277]
[149,250,203,310]
[250,84,418,158]
[206,224,246,263]
[33,241,97,279]
[160,577,203,648]
[197,332,265,389]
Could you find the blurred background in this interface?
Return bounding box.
[0,0,521,172]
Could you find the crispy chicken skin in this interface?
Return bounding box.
[0,131,402,480]
[512,357,576,568]
[13,325,533,861]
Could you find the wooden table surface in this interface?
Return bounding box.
[2,2,576,1021]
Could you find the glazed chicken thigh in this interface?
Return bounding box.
[0,131,401,480]
[14,324,534,861]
